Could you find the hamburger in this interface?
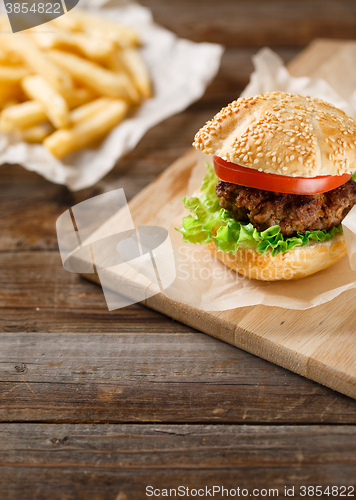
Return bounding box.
[177,92,356,281]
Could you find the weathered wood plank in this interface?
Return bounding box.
[2,250,356,423]
[0,251,194,334]
[1,333,356,423]
[140,0,356,46]
[0,424,355,500]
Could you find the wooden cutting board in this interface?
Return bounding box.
[83,39,356,400]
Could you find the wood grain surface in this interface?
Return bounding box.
[2,332,356,424]
[1,424,356,500]
[140,0,356,46]
[1,0,356,498]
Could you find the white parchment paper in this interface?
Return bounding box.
[163,48,356,310]
[0,2,223,190]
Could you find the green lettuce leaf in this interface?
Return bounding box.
[176,163,343,257]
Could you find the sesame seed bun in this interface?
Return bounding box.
[193,91,356,178]
[207,232,347,281]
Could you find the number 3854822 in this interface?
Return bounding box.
[5,3,61,14]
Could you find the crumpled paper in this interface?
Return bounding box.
[241,47,356,118]
[0,1,223,190]
[163,48,356,310]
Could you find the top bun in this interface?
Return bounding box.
[193,91,356,178]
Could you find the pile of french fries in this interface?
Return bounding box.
[0,9,152,158]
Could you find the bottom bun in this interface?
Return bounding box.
[207,232,347,281]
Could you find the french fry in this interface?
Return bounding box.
[49,12,81,32]
[70,97,114,124]
[44,99,128,158]
[31,27,115,61]
[0,88,97,132]
[0,47,10,63]
[1,99,20,110]
[22,75,70,128]
[20,123,54,143]
[53,10,139,47]
[65,87,97,108]
[0,65,29,83]
[119,48,152,99]
[2,35,73,94]
[0,100,46,131]
[48,49,140,103]
[0,46,23,65]
[0,83,24,108]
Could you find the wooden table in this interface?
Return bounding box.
[1,1,356,498]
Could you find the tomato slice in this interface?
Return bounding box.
[213,156,351,195]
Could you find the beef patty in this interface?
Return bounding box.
[216,179,356,236]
